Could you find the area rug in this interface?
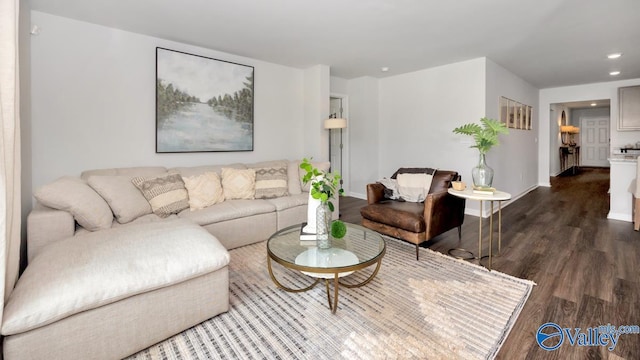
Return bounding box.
[127,237,535,360]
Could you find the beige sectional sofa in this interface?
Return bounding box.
[1,159,332,360]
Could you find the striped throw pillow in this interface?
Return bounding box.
[132,174,189,217]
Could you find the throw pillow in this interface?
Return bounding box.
[34,177,113,231]
[87,175,153,224]
[182,172,225,211]
[253,164,288,199]
[221,168,256,200]
[131,174,190,217]
[396,173,434,202]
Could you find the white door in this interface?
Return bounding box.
[580,117,610,167]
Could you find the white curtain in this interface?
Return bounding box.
[0,0,22,324]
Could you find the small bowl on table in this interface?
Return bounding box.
[451,181,466,191]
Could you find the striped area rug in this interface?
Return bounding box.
[128,237,534,360]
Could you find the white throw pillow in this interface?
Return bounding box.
[221,168,256,200]
[34,177,113,231]
[87,176,153,224]
[396,173,434,202]
[182,172,225,211]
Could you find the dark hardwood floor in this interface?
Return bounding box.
[339,168,640,359]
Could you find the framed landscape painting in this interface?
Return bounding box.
[156,47,254,152]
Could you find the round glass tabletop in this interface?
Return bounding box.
[267,222,386,276]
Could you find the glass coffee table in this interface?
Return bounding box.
[267,223,386,314]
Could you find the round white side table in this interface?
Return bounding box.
[447,188,511,270]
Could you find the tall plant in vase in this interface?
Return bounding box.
[300,158,344,248]
[452,117,508,190]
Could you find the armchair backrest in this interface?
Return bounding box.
[428,171,459,194]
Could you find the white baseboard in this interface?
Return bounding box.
[607,212,632,223]
[348,192,367,200]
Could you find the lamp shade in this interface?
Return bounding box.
[324,118,347,129]
[560,125,573,133]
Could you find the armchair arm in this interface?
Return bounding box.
[423,190,466,240]
[365,183,386,205]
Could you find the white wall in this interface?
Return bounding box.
[30,11,309,190]
[377,59,486,212]
[539,78,640,185]
[346,77,379,199]
[485,59,539,198]
[303,65,330,161]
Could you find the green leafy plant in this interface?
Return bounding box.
[452,117,509,154]
[300,158,344,212]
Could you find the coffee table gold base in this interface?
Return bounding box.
[267,257,383,314]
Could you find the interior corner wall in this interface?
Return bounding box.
[29,11,306,190]
[485,58,539,198]
[539,77,640,185]
[303,65,330,161]
[345,76,379,199]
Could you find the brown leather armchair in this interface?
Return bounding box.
[360,170,465,260]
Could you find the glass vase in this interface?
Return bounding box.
[316,202,332,249]
[472,153,494,188]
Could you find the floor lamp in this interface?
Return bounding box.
[324,117,347,190]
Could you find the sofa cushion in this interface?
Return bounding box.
[88,176,153,224]
[265,193,308,211]
[33,177,113,231]
[81,166,167,181]
[182,172,225,211]
[287,160,303,195]
[178,199,275,225]
[168,163,246,178]
[132,174,190,217]
[1,220,229,336]
[221,168,256,200]
[249,160,289,199]
[360,202,426,233]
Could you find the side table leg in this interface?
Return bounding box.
[332,273,340,314]
[489,201,494,271]
[498,201,502,254]
[478,200,483,260]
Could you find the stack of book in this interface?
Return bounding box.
[472,186,496,195]
[299,223,317,243]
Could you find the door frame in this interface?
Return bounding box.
[330,93,349,195]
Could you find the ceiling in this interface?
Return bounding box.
[28,0,640,89]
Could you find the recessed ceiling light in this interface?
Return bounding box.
[591,103,597,106]
[607,53,622,59]
[381,67,389,72]
[610,71,621,76]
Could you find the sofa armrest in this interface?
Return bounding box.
[366,183,385,205]
[27,204,76,263]
[423,190,466,239]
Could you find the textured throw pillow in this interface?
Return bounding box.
[221,168,256,200]
[87,175,153,224]
[131,174,190,217]
[34,177,113,231]
[253,165,288,199]
[182,172,225,211]
[396,173,434,202]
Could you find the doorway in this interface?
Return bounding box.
[329,95,349,194]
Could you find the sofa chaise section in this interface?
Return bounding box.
[2,220,230,360]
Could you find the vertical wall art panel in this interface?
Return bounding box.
[499,96,532,130]
[156,47,254,152]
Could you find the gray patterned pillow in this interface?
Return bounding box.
[253,165,288,199]
[131,174,189,217]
